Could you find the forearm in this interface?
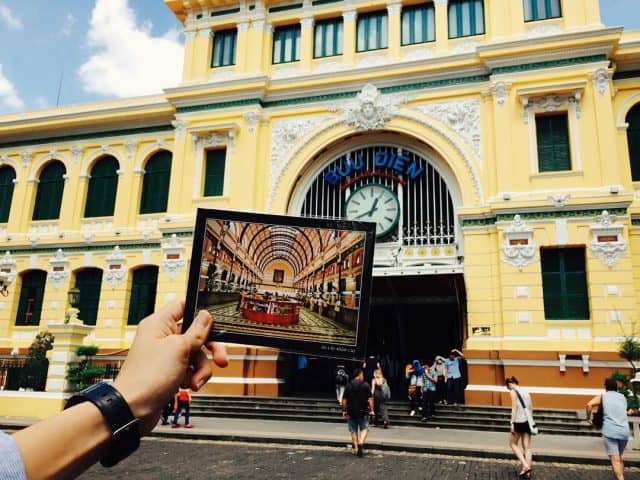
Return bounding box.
[13,402,111,480]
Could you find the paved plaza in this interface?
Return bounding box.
[79,438,640,479]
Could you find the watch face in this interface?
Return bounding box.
[344,184,400,238]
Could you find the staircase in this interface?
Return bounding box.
[190,395,596,436]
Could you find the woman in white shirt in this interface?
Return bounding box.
[506,376,533,479]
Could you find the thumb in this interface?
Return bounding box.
[182,310,212,352]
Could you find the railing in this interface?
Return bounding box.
[0,357,26,391]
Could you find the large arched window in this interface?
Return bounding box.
[74,268,103,326]
[626,103,640,181]
[15,270,47,326]
[0,166,16,223]
[127,266,158,325]
[140,151,172,214]
[33,161,66,221]
[84,156,119,218]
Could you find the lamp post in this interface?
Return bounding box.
[66,287,81,324]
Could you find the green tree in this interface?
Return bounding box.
[66,345,106,392]
[619,336,640,373]
[19,331,54,391]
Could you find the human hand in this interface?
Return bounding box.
[113,300,228,435]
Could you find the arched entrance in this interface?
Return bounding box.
[285,132,467,397]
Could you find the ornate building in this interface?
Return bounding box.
[1,0,640,415]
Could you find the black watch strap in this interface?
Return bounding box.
[65,382,140,467]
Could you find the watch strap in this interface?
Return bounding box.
[65,382,140,467]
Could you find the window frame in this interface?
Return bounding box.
[0,165,16,223]
[84,156,119,218]
[211,28,237,68]
[523,0,562,22]
[33,161,66,221]
[314,17,344,59]
[448,0,485,39]
[272,24,302,64]
[541,247,590,320]
[356,10,389,52]
[401,3,436,46]
[535,112,572,173]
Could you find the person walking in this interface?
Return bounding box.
[433,356,448,404]
[171,387,193,428]
[506,376,533,479]
[586,377,629,480]
[445,348,465,405]
[420,361,437,422]
[371,367,390,428]
[342,367,374,457]
[406,359,425,416]
[335,363,349,404]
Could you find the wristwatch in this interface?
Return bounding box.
[64,382,140,467]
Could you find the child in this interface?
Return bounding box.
[171,387,193,428]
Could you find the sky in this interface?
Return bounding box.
[0,0,638,115]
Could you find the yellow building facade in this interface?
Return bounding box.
[2,0,640,416]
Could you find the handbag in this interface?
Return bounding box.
[592,395,604,429]
[515,389,539,435]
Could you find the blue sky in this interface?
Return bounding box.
[0,0,638,114]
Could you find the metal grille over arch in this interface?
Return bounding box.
[299,145,456,248]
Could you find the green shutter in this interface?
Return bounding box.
[127,267,158,325]
[15,270,47,326]
[212,29,237,67]
[33,161,65,220]
[84,156,119,218]
[626,104,640,181]
[536,114,571,172]
[0,166,16,223]
[541,248,589,320]
[75,268,103,326]
[140,151,172,214]
[204,149,226,196]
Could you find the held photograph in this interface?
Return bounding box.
[183,209,375,360]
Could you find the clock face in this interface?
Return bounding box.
[344,184,400,238]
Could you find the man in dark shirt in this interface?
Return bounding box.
[341,367,374,457]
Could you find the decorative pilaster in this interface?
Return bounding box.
[342,9,357,65]
[45,323,93,393]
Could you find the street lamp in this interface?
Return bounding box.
[66,287,81,324]
[0,270,9,297]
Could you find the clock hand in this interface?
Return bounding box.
[367,197,380,217]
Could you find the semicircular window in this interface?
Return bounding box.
[0,165,16,223]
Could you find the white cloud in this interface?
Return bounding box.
[0,64,24,110]
[78,0,183,98]
[0,4,23,30]
[35,96,49,109]
[61,13,76,36]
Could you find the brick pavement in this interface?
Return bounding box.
[80,439,640,480]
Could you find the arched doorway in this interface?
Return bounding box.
[286,133,467,396]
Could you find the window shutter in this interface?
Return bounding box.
[140,151,172,214]
[127,267,158,325]
[15,270,47,326]
[33,161,66,220]
[551,115,571,171]
[204,149,226,196]
[85,156,119,217]
[75,269,103,326]
[626,104,640,181]
[0,166,16,223]
[541,248,589,320]
[536,115,570,172]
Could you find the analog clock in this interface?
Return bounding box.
[344,184,400,238]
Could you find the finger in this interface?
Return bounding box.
[205,341,229,368]
[182,310,212,353]
[189,349,212,391]
[141,300,185,336]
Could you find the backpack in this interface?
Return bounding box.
[335,368,348,386]
[380,381,391,401]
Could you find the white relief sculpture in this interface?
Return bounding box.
[355,54,387,69]
[314,61,346,74]
[0,154,8,165]
[272,65,303,79]
[491,81,511,106]
[172,119,187,140]
[244,112,260,133]
[124,140,137,159]
[48,249,69,289]
[451,41,478,54]
[70,145,83,164]
[526,24,562,38]
[21,151,32,169]
[589,210,627,267]
[548,193,570,208]
[413,98,481,157]
[330,84,406,131]
[162,234,186,279]
[501,215,538,269]
[522,92,581,123]
[269,115,330,192]
[0,251,16,287]
[105,246,127,288]
[404,48,435,61]
[592,68,610,96]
